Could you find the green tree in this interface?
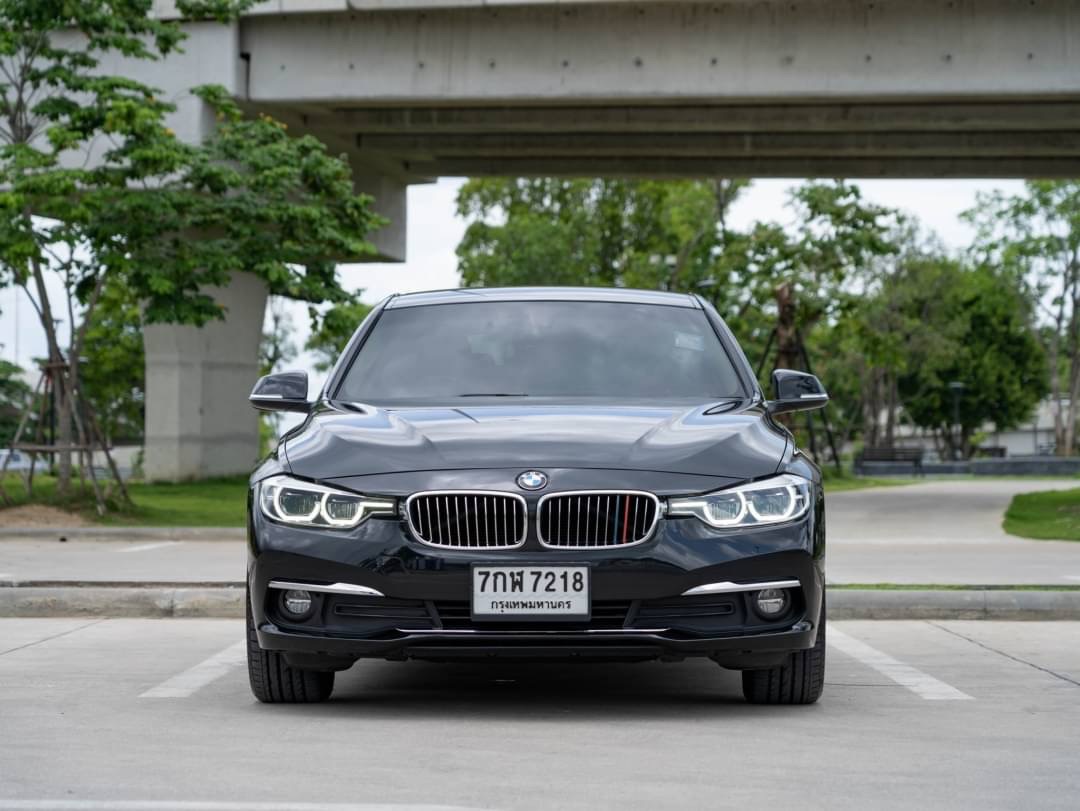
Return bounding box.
[0,2,383,504]
[117,88,382,328]
[891,260,1047,458]
[716,182,902,375]
[79,279,144,444]
[0,0,251,497]
[819,224,943,449]
[0,358,30,447]
[456,178,747,292]
[965,181,1080,454]
[456,179,897,371]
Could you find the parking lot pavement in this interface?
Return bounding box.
[1,619,1078,810]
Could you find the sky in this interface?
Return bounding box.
[0,176,1026,394]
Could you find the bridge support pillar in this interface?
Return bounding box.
[143,272,269,482]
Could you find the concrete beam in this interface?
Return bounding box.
[354,171,408,261]
[399,156,1080,179]
[242,1,1080,103]
[310,101,1080,134]
[359,131,1080,158]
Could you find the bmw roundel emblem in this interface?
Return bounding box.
[516,470,548,491]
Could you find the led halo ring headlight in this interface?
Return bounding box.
[258,475,396,529]
[667,473,811,529]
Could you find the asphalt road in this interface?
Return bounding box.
[827,478,1080,584]
[1,618,1078,810]
[827,478,1076,545]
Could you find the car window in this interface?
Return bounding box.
[336,300,745,404]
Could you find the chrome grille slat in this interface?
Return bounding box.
[407,491,527,549]
[537,491,660,549]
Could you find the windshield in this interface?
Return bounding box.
[335,300,746,405]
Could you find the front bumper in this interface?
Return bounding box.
[257,621,816,668]
[248,486,825,667]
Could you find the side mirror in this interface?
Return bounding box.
[767,369,829,416]
[249,370,310,413]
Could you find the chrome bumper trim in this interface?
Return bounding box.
[268,580,385,597]
[681,578,801,597]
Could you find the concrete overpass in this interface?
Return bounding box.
[141,0,1080,479]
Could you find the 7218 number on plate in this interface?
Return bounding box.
[472,566,590,619]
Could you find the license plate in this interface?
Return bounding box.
[471,566,590,621]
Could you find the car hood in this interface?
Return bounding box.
[283,401,788,484]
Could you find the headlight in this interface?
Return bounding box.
[258,475,396,529]
[667,474,811,529]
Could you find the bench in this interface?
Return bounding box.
[855,446,925,476]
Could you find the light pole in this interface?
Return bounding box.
[948,381,966,461]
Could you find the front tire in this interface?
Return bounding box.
[246,589,334,703]
[741,600,826,705]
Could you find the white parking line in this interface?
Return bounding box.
[828,625,973,701]
[139,641,246,698]
[117,541,183,553]
[0,803,485,811]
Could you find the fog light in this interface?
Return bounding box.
[281,589,313,619]
[754,588,790,618]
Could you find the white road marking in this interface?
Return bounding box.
[0,803,485,811]
[828,625,973,701]
[139,641,246,698]
[116,541,183,553]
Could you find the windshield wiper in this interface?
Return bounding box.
[457,392,529,397]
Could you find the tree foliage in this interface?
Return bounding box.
[965,181,1080,455]
[887,260,1047,457]
[0,357,30,446]
[456,178,747,292]
[79,278,144,444]
[0,1,382,500]
[116,85,383,326]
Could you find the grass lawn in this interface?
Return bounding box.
[1004,487,1080,541]
[0,474,247,527]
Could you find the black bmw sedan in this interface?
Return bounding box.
[246,287,829,705]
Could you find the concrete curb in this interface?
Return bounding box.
[0,526,245,542]
[2,584,1080,620]
[829,589,1080,620]
[0,585,245,618]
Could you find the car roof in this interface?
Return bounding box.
[384,287,701,310]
